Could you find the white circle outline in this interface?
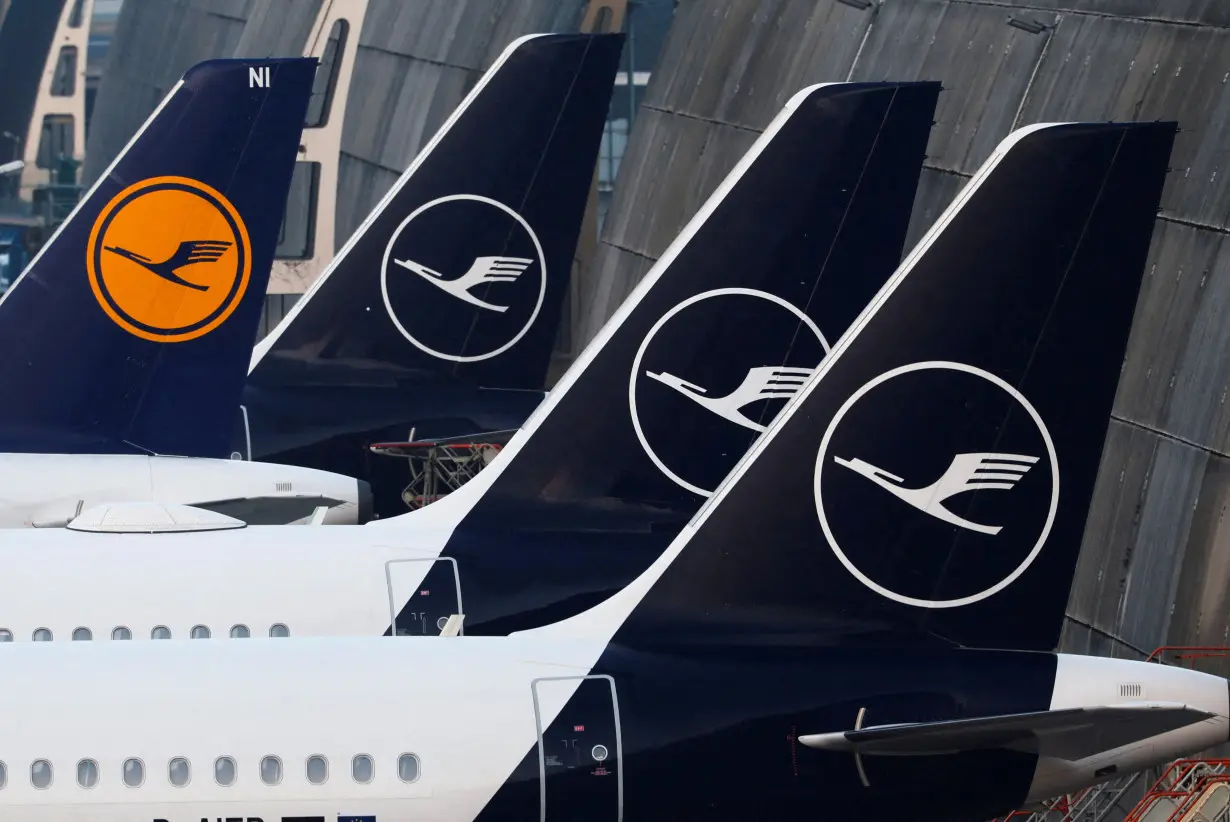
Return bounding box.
[629,287,830,497]
[379,194,547,363]
[813,361,1059,609]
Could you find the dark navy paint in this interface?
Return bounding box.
[614,122,1177,654]
[241,34,624,518]
[0,58,316,458]
[437,82,941,635]
[474,122,1177,821]
[492,647,1055,821]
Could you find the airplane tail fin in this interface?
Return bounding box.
[407,81,939,635]
[443,80,940,523]
[249,33,624,392]
[0,57,316,457]
[568,120,1176,653]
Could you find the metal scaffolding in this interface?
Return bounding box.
[369,440,504,511]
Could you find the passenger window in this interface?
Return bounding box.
[30,759,52,789]
[269,623,289,638]
[306,754,327,785]
[72,627,92,641]
[230,624,250,638]
[191,625,211,639]
[151,626,171,640]
[32,628,51,642]
[76,758,98,788]
[351,754,373,784]
[397,753,420,783]
[260,756,282,785]
[0,760,7,788]
[112,626,132,640]
[168,757,190,787]
[122,758,144,788]
[214,756,236,787]
[0,629,11,642]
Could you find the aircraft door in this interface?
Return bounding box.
[385,557,463,636]
[532,675,622,822]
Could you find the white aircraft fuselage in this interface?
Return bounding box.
[0,521,447,641]
[0,629,1222,821]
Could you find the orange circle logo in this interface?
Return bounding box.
[86,176,251,342]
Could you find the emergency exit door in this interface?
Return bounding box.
[532,675,623,822]
[384,557,463,636]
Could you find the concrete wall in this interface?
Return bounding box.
[329,0,589,244]
[84,0,588,234]
[81,0,263,184]
[589,0,1230,662]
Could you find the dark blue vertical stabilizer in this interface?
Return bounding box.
[0,57,316,457]
[610,121,1177,653]
[249,33,625,393]
[425,81,941,635]
[457,81,942,516]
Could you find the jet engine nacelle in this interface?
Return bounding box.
[0,453,371,527]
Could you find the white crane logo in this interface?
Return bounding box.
[813,361,1060,610]
[392,255,534,313]
[645,366,814,432]
[832,452,1039,535]
[629,287,830,497]
[380,194,546,363]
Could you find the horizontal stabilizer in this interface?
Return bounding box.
[799,702,1215,761]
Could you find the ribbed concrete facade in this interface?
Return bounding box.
[590,0,1230,665]
[231,0,592,245]
[85,0,589,243]
[327,0,590,242]
[82,0,260,184]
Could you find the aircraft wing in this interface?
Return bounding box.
[799,702,1216,761]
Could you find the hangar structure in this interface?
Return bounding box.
[9,1,1230,806]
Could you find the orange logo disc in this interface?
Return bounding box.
[86,176,251,342]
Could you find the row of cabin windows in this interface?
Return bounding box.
[0,625,290,642]
[0,753,420,790]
